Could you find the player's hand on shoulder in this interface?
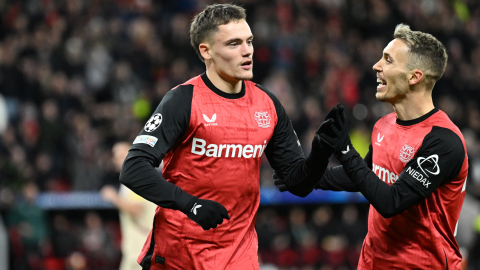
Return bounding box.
[185,197,230,230]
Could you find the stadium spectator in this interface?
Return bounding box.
[6,182,48,270]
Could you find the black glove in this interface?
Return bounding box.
[273,171,287,192]
[183,196,230,230]
[307,118,335,163]
[320,104,353,159]
[273,110,337,194]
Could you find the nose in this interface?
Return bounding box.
[372,59,382,72]
[241,42,253,57]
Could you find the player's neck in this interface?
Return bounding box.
[392,92,434,121]
[205,70,242,94]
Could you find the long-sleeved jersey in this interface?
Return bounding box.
[320,109,468,269]
[356,109,468,269]
[120,73,308,269]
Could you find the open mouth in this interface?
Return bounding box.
[377,78,387,88]
[241,60,252,69]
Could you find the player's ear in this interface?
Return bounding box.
[199,42,212,61]
[408,69,423,86]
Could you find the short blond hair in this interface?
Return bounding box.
[394,24,448,86]
[190,4,246,62]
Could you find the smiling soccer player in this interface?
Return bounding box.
[276,24,468,269]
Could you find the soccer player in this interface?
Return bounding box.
[276,24,469,269]
[119,4,331,269]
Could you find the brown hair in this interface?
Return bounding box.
[190,4,246,62]
[394,24,448,87]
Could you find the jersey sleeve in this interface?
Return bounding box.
[399,126,465,198]
[364,144,373,169]
[130,84,193,165]
[119,84,195,212]
[255,84,306,178]
[316,146,372,192]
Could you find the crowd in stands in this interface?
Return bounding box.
[1,0,480,269]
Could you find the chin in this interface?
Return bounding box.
[375,93,388,102]
[235,72,253,81]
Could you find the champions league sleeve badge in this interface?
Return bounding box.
[144,113,162,132]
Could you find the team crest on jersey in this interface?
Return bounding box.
[399,144,415,163]
[254,111,270,128]
[144,113,162,132]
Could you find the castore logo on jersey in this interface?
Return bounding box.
[203,113,216,123]
[375,132,384,146]
[203,113,218,126]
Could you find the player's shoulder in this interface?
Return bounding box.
[417,109,466,147]
[175,75,202,89]
[374,112,397,127]
[427,126,463,144]
[164,76,198,101]
[247,81,279,102]
[421,110,466,152]
[429,109,462,134]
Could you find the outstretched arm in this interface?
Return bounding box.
[262,87,340,197]
[314,143,372,192]
[320,105,466,218]
[273,106,368,195]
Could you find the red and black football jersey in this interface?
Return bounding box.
[358,109,468,270]
[128,74,304,270]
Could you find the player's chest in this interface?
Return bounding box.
[371,125,425,184]
[189,95,276,144]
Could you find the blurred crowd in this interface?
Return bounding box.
[2,0,480,269]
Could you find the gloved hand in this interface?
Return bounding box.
[184,197,230,230]
[273,109,338,193]
[308,118,335,161]
[273,171,287,192]
[320,104,353,159]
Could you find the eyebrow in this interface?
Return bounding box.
[224,35,254,45]
[384,52,393,61]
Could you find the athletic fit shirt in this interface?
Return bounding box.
[359,109,468,270]
[129,74,304,270]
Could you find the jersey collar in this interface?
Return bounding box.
[396,108,439,126]
[201,73,246,99]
